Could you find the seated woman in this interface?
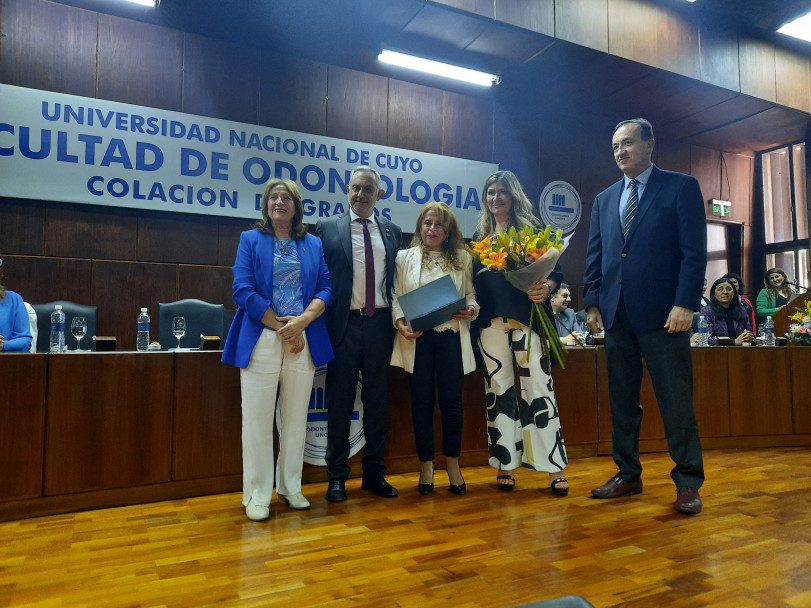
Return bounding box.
[756,267,795,322]
[0,262,33,353]
[722,272,756,332]
[391,202,478,496]
[698,277,754,345]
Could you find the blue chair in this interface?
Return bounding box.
[158,299,225,350]
[30,300,99,352]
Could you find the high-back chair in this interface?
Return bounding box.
[158,299,225,349]
[24,302,38,353]
[30,300,99,352]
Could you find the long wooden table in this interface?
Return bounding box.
[1,346,809,520]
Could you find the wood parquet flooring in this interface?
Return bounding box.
[2,448,810,608]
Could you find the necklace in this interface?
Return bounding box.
[276,238,291,255]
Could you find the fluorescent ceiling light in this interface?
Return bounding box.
[777,10,811,43]
[120,0,157,6]
[378,49,500,87]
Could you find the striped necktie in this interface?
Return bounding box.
[623,178,638,239]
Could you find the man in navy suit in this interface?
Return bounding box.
[583,118,707,514]
[315,166,402,502]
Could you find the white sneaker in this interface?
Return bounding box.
[245,497,269,521]
[280,492,310,510]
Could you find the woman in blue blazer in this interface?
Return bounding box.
[0,271,33,353]
[222,178,333,521]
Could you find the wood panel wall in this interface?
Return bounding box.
[0,0,759,342]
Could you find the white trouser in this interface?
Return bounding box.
[241,328,315,507]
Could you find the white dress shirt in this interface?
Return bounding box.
[349,209,387,310]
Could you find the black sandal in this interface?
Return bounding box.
[496,474,515,491]
[550,477,569,496]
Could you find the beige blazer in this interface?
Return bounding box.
[390,247,479,375]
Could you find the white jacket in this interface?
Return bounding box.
[390,247,479,375]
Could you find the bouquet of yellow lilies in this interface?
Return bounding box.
[787,299,811,346]
[470,225,568,367]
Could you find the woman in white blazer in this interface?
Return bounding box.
[391,202,479,495]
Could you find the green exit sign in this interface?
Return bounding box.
[710,199,731,217]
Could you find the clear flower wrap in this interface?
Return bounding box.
[470,226,571,367]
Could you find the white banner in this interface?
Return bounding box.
[0,84,498,237]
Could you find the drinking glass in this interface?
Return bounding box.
[576,320,590,345]
[71,316,87,351]
[172,316,186,350]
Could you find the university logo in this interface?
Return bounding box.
[539,181,582,234]
[298,365,365,466]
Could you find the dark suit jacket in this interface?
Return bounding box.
[315,212,402,345]
[583,165,707,332]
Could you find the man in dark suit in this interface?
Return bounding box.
[583,118,707,514]
[315,166,402,502]
[550,283,583,344]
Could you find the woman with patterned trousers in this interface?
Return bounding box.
[472,170,569,495]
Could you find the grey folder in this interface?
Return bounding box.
[398,274,466,332]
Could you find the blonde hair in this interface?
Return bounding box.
[477,170,537,237]
[410,202,466,271]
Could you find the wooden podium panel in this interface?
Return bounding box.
[172,351,242,481]
[553,347,599,449]
[692,347,731,437]
[728,347,793,436]
[44,352,174,495]
[596,346,731,450]
[790,347,811,434]
[0,354,47,501]
[773,293,811,337]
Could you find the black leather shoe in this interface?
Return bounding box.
[591,475,643,498]
[674,487,702,514]
[361,474,398,497]
[325,479,347,502]
[417,481,434,494]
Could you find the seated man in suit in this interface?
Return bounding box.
[550,283,584,345]
[315,166,403,502]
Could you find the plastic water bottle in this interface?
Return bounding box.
[696,315,709,347]
[49,304,66,352]
[137,308,150,351]
[763,315,775,346]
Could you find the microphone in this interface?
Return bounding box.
[784,281,809,291]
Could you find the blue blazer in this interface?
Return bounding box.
[583,165,707,332]
[0,290,33,353]
[221,229,334,368]
[315,212,402,346]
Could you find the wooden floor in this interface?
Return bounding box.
[1,448,810,608]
